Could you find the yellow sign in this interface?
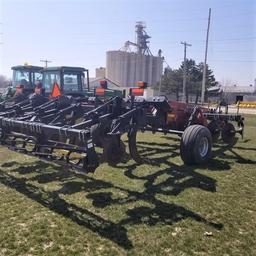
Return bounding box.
[237,101,256,108]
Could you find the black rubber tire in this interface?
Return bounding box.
[180,125,212,165]
[221,122,236,144]
[207,120,220,142]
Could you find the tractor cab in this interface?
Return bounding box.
[12,65,42,92]
[41,66,89,97]
[0,65,43,102]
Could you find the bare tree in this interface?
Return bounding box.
[0,75,11,88]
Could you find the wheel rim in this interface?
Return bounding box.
[198,137,209,157]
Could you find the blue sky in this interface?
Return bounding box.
[0,0,255,85]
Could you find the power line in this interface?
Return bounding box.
[40,59,52,67]
[74,17,208,25]
[209,59,256,63]
[209,37,256,42]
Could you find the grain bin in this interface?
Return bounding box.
[106,50,163,88]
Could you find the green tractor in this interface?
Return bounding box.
[0,65,125,103]
[41,66,124,99]
[41,66,90,97]
[0,65,42,102]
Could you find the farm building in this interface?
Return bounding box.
[222,81,256,103]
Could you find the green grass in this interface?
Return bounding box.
[0,116,256,256]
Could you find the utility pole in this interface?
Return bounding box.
[201,8,211,104]
[40,59,52,68]
[181,41,191,102]
[158,73,162,96]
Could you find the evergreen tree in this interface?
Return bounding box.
[160,59,217,102]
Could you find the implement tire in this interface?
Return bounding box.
[180,125,212,165]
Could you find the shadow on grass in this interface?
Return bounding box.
[213,139,256,165]
[221,148,256,165]
[0,166,133,249]
[233,146,256,152]
[0,161,223,249]
[0,138,247,249]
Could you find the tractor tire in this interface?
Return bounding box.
[221,122,236,144]
[103,137,126,166]
[207,120,220,142]
[180,125,212,165]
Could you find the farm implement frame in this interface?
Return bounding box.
[0,90,244,173]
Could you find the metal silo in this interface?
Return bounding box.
[106,22,163,88]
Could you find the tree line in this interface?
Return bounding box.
[0,75,10,88]
[160,59,218,103]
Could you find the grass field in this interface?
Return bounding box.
[0,115,255,256]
